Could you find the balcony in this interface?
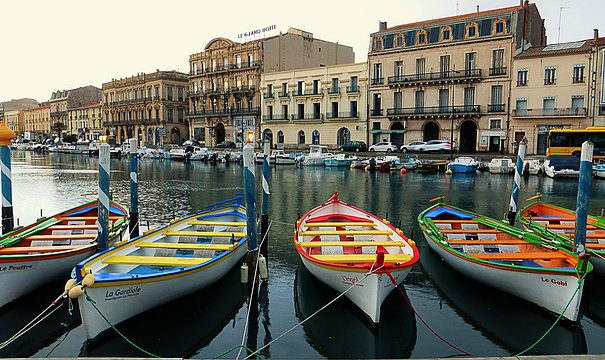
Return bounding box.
[489,67,507,76]
[512,107,587,118]
[347,86,360,93]
[153,96,160,101]
[206,89,223,97]
[232,107,260,115]
[231,85,256,94]
[387,69,482,87]
[517,80,528,87]
[370,108,383,116]
[387,105,481,119]
[572,77,585,84]
[326,112,360,119]
[262,114,289,121]
[327,87,340,95]
[278,91,290,98]
[263,92,274,99]
[291,113,324,120]
[371,78,384,86]
[488,104,506,112]
[293,90,321,97]
[187,91,201,98]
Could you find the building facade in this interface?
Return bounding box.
[260,62,368,149]
[102,70,188,146]
[67,102,103,141]
[5,110,23,137]
[49,86,101,139]
[592,33,605,126]
[367,2,545,152]
[23,102,51,141]
[187,27,355,147]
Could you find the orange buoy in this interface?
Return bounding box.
[400,168,407,174]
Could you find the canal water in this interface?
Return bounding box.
[2,151,605,358]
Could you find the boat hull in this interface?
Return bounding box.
[449,164,477,173]
[325,159,352,167]
[275,156,295,165]
[423,232,584,321]
[304,157,328,166]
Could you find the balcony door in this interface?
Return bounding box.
[491,85,503,111]
[415,90,424,113]
[464,87,475,111]
[543,97,555,116]
[394,92,402,110]
[465,52,476,75]
[439,89,449,113]
[440,55,450,78]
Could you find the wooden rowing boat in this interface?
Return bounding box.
[294,193,419,323]
[418,201,592,322]
[0,201,129,309]
[74,196,248,340]
[519,201,605,275]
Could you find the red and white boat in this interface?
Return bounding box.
[294,193,419,323]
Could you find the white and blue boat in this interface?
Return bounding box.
[72,195,249,340]
[448,157,480,173]
[325,153,358,167]
[593,163,605,179]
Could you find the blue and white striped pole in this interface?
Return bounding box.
[243,143,257,251]
[97,143,111,250]
[574,141,593,257]
[507,137,527,226]
[260,141,270,259]
[0,122,15,233]
[129,138,139,238]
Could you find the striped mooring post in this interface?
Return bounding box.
[0,122,15,233]
[97,143,111,250]
[243,143,257,250]
[574,141,594,256]
[507,137,527,226]
[129,138,139,238]
[260,141,270,259]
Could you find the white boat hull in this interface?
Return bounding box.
[299,255,410,323]
[544,166,579,178]
[303,157,328,166]
[275,156,295,165]
[594,170,605,179]
[78,244,247,339]
[424,233,584,321]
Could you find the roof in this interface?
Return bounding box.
[381,4,528,33]
[515,39,592,58]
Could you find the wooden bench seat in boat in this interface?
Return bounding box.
[26,234,97,240]
[304,222,376,227]
[137,242,236,251]
[470,251,568,260]
[59,216,122,221]
[103,255,210,267]
[312,253,412,263]
[448,240,528,245]
[189,220,246,226]
[440,229,499,234]
[164,231,246,237]
[0,245,82,254]
[546,224,598,230]
[299,230,392,236]
[49,225,98,230]
[296,241,406,248]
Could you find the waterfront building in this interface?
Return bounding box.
[367,1,545,152]
[50,86,101,140]
[5,110,23,137]
[102,70,188,145]
[23,102,51,141]
[260,62,367,149]
[593,32,605,126]
[187,27,355,147]
[0,98,38,124]
[67,102,103,141]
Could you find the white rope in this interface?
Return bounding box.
[269,219,294,226]
[243,263,384,360]
[235,220,273,360]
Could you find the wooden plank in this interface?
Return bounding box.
[27,234,97,240]
[164,231,246,237]
[304,222,375,227]
[103,255,209,267]
[0,245,83,255]
[448,240,528,245]
[49,225,98,230]
[440,229,499,234]
[312,254,412,263]
[59,216,122,221]
[296,241,406,248]
[471,251,568,260]
[299,230,392,236]
[189,220,246,226]
[137,242,235,251]
[547,224,597,230]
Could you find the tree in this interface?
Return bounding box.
[53,122,65,141]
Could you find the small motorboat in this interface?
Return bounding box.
[73,195,248,340]
[272,150,296,165]
[362,157,390,171]
[523,159,543,176]
[88,142,100,156]
[0,201,129,309]
[543,156,580,178]
[593,163,605,179]
[164,148,187,161]
[325,153,358,167]
[418,201,591,321]
[303,145,333,166]
[448,157,480,173]
[487,158,515,174]
[350,159,365,169]
[400,154,421,170]
[519,201,605,275]
[417,160,448,174]
[295,193,419,323]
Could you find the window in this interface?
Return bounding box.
[571,96,585,112]
[277,131,284,144]
[236,55,242,68]
[373,37,383,51]
[372,93,382,115]
[331,78,339,93]
[494,20,505,34]
[248,54,254,66]
[349,77,358,92]
[416,58,426,79]
[394,61,403,77]
[417,30,427,45]
[395,34,404,47]
[211,59,217,71]
[350,101,358,117]
[415,90,424,112]
[313,79,320,94]
[297,103,304,119]
[297,81,304,95]
[267,105,273,120]
[178,87,184,101]
[267,84,273,97]
[167,108,173,121]
[313,103,321,119]
[543,97,556,116]
[490,119,502,129]
[441,26,451,41]
[298,130,305,144]
[490,85,503,111]
[282,104,288,119]
[393,92,402,109]
[281,82,288,96]
[465,52,476,74]
[466,23,478,38]
[223,57,228,68]
[491,49,505,75]
[464,87,475,111]
[573,65,585,83]
[440,55,450,77]
[517,69,528,86]
[154,86,159,97]
[312,130,320,145]
[544,67,556,85]
[166,86,173,100]
[201,62,206,73]
[372,63,383,84]
[439,89,449,111]
[192,63,198,75]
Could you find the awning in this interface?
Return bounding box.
[369,129,407,134]
[480,130,506,137]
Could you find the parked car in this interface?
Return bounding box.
[217,141,236,149]
[368,142,398,152]
[400,141,426,153]
[338,141,367,152]
[418,140,452,153]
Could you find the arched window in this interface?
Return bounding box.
[440,26,453,42]
[466,22,479,38]
[417,30,428,45]
[373,37,383,51]
[337,127,350,146]
[277,130,284,144]
[312,130,320,145]
[395,33,404,47]
[298,130,305,144]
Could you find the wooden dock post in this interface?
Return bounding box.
[574,141,593,256]
[0,121,15,233]
[507,137,527,226]
[260,141,270,260]
[243,143,258,282]
[129,138,139,238]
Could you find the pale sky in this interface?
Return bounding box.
[1,0,603,102]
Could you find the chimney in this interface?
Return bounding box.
[476,5,479,13]
[379,21,387,31]
[595,29,600,40]
[524,0,529,8]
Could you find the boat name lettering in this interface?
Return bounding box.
[105,286,142,301]
[541,277,568,287]
[0,264,33,272]
[341,275,364,287]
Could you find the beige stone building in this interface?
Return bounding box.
[592,34,605,126]
[102,70,188,145]
[50,86,101,139]
[67,102,103,141]
[368,2,545,153]
[187,28,355,147]
[23,102,51,141]
[260,62,368,149]
[5,110,23,137]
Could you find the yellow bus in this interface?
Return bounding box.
[547,127,605,159]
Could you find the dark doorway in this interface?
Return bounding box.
[170,127,181,144]
[459,121,477,153]
[423,121,439,141]
[537,133,547,155]
[263,129,273,149]
[489,136,501,152]
[390,122,405,147]
[215,123,225,144]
